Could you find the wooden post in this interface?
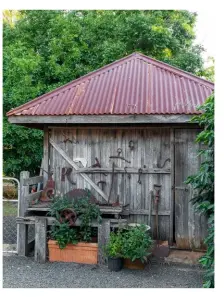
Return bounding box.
[98,219,110,265]
[35,217,47,263]
[18,171,30,256]
[43,125,50,187]
[169,128,175,246]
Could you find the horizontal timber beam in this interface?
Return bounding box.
[71,168,171,174]
[8,114,193,125]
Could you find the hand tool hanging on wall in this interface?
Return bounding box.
[109,148,131,163]
[97,180,106,191]
[152,184,169,258]
[61,167,76,185]
[60,131,73,144]
[124,167,131,179]
[108,162,115,205]
[90,157,107,176]
[128,140,135,150]
[138,168,143,184]
[157,158,170,169]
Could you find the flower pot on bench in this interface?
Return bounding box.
[48,240,98,264]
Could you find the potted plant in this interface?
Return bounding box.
[104,230,123,271]
[121,224,153,269]
[48,195,102,264]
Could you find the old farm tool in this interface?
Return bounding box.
[152,184,169,258]
[31,169,55,205]
[97,180,106,191]
[108,162,115,204]
[61,167,76,185]
[65,188,99,204]
[157,158,170,169]
[124,167,131,179]
[90,157,107,176]
[138,168,143,184]
[109,148,131,163]
[59,208,77,226]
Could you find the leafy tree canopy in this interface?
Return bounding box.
[3,10,210,177]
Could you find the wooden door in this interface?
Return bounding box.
[174,129,207,250]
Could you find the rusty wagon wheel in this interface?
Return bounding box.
[59,208,78,226]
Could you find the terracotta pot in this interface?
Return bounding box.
[123,258,146,270]
[48,240,98,264]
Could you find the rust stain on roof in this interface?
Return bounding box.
[7,52,214,117]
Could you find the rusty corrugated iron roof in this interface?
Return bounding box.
[7,52,214,117]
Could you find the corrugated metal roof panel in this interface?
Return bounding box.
[7,52,214,117]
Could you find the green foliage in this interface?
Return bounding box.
[48,194,102,244]
[104,230,123,258]
[73,196,102,242]
[3,10,207,177]
[121,225,153,263]
[185,94,214,288]
[50,222,78,249]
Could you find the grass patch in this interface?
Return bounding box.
[3,201,18,216]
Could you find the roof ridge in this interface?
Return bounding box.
[134,52,214,87]
[6,52,214,117]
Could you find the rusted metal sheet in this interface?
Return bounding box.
[7,52,214,117]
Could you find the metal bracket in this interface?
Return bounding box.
[124,167,131,179]
[109,148,131,163]
[138,168,143,184]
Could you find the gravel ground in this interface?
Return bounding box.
[3,255,204,288]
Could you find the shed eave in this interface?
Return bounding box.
[8,114,196,126]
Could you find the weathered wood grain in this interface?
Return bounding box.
[23,176,43,186]
[9,114,193,125]
[50,138,109,202]
[98,219,111,265]
[35,217,47,263]
[43,126,49,187]
[174,129,207,250]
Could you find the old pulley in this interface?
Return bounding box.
[59,208,77,226]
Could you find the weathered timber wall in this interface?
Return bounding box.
[48,126,207,248]
[50,127,171,241]
[174,129,208,250]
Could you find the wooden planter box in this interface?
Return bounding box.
[124,258,147,270]
[48,240,98,264]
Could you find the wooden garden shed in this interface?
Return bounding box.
[7,52,214,251]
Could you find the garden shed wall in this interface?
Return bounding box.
[47,125,207,250]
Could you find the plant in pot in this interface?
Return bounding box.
[104,230,123,271]
[48,195,102,264]
[121,224,153,269]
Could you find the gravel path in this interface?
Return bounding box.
[3,255,203,288]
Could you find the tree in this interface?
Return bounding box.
[185,94,214,288]
[3,10,208,177]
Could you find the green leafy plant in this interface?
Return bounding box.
[74,197,102,242]
[50,222,78,249]
[185,94,214,288]
[48,194,102,244]
[104,230,123,258]
[121,225,153,263]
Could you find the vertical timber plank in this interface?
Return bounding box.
[98,219,110,265]
[35,217,47,263]
[169,128,174,246]
[43,125,49,187]
[18,171,30,256]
